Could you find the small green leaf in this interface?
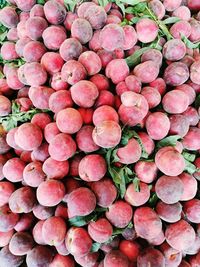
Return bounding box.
[162,17,181,24]
[68,213,98,227]
[120,18,130,26]
[11,102,20,114]
[125,166,133,176]
[156,135,182,149]
[120,0,143,5]
[115,0,125,16]
[0,30,8,42]
[184,160,197,175]
[125,47,151,67]
[130,16,140,24]
[127,221,133,228]
[0,109,49,131]
[98,0,109,6]
[181,34,200,49]
[132,2,147,13]
[182,152,196,163]
[148,193,158,207]
[91,242,101,252]
[111,149,120,163]
[0,0,11,8]
[0,71,4,79]
[133,177,140,192]
[64,0,77,12]
[109,166,124,185]
[2,120,17,131]
[125,7,135,14]
[36,0,45,4]
[195,94,200,109]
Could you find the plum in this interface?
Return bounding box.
[156,201,182,223]
[48,133,76,161]
[70,80,99,108]
[99,24,125,51]
[26,245,53,267]
[15,123,43,151]
[165,219,196,251]
[134,207,162,239]
[23,161,46,187]
[137,248,165,267]
[42,26,67,51]
[136,18,158,43]
[76,125,100,153]
[89,178,117,208]
[3,158,25,183]
[155,175,184,204]
[43,0,66,24]
[0,245,24,267]
[125,182,150,207]
[67,187,96,218]
[92,120,121,148]
[9,232,34,256]
[71,18,93,44]
[42,157,69,180]
[42,216,67,246]
[9,187,36,214]
[88,218,113,243]
[106,59,129,84]
[155,146,185,176]
[79,51,102,76]
[104,250,129,267]
[65,227,92,257]
[106,200,133,228]
[116,138,141,164]
[56,108,83,134]
[36,179,65,207]
[0,205,19,232]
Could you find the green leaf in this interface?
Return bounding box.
[129,16,140,24]
[0,0,11,8]
[0,70,4,79]
[148,37,163,51]
[111,149,120,163]
[125,166,133,176]
[91,242,101,252]
[68,213,98,227]
[125,7,135,14]
[115,0,125,16]
[133,177,140,192]
[195,94,200,109]
[184,160,197,174]
[98,0,109,6]
[109,166,124,185]
[64,0,77,12]
[36,0,45,4]
[132,2,147,13]
[148,193,158,207]
[2,120,17,131]
[181,34,200,49]
[182,152,196,163]
[120,18,130,26]
[125,47,151,67]
[0,30,8,43]
[120,0,143,5]
[158,21,173,40]
[156,135,182,149]
[0,109,49,131]
[11,102,20,114]
[162,17,181,24]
